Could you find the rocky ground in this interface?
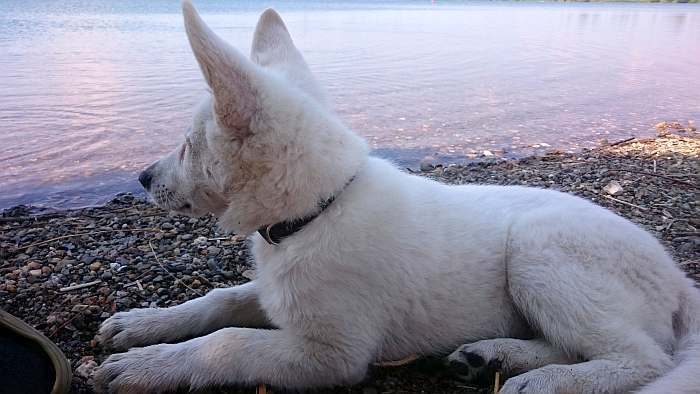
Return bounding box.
[1,134,698,394]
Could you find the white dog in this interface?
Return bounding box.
[95,2,700,393]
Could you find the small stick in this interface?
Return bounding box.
[59,280,102,292]
[0,213,66,223]
[148,241,203,296]
[493,371,501,393]
[256,384,267,394]
[136,280,144,291]
[373,354,419,367]
[603,195,648,211]
[49,304,91,338]
[609,137,636,146]
[15,228,163,251]
[604,169,698,188]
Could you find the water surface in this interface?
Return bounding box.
[1,1,699,208]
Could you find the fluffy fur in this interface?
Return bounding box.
[94,2,700,393]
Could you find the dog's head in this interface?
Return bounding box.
[139,1,368,234]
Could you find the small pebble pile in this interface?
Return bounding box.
[1,134,698,394]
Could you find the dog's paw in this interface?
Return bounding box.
[497,366,561,394]
[446,342,502,384]
[94,344,186,394]
[97,309,165,351]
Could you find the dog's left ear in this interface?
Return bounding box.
[251,9,327,105]
[183,0,259,135]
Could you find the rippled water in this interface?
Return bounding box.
[1,1,699,209]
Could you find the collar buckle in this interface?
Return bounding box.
[263,224,279,246]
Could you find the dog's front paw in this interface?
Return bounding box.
[94,344,188,394]
[498,368,559,394]
[97,309,166,351]
[446,343,502,384]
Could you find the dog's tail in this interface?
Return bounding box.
[637,282,700,394]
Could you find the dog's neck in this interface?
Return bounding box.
[257,175,355,245]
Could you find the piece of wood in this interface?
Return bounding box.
[602,195,649,211]
[256,384,267,394]
[493,371,501,393]
[609,137,636,147]
[15,228,163,251]
[604,169,697,188]
[373,354,419,367]
[59,280,102,292]
[148,241,203,296]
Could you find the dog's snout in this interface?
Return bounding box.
[138,167,154,190]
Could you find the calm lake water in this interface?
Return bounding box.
[1,1,699,209]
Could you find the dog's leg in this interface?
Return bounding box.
[499,246,674,393]
[446,338,576,382]
[98,281,270,350]
[94,326,372,393]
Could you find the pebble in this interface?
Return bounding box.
[194,236,208,245]
[603,180,624,196]
[75,358,98,379]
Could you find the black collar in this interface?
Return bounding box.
[257,177,355,245]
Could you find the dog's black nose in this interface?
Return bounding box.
[138,169,153,190]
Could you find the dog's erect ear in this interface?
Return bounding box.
[251,9,327,105]
[183,1,258,133]
[251,9,298,67]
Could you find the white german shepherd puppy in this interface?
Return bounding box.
[95,2,700,393]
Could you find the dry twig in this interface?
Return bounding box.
[603,195,648,211]
[59,280,102,292]
[148,240,203,296]
[604,169,698,188]
[15,228,163,251]
[373,354,419,367]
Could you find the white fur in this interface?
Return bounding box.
[95,2,700,393]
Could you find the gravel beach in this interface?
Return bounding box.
[1,134,698,394]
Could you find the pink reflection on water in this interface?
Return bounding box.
[0,2,699,207]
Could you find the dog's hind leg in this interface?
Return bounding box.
[446,338,577,382]
[98,281,270,351]
[500,246,674,393]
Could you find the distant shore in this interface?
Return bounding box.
[546,0,698,2]
[1,133,698,393]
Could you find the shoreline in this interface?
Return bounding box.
[1,133,698,393]
[0,133,683,215]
